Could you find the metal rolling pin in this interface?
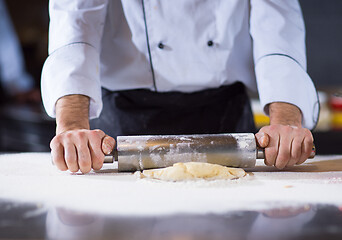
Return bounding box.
[104,133,316,172]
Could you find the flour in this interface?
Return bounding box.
[0,153,342,216]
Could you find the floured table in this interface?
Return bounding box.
[0,153,342,240]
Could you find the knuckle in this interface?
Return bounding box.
[269,125,277,131]
[89,130,98,138]
[293,128,301,136]
[307,135,314,143]
[49,140,55,150]
[76,131,86,140]
[304,129,313,139]
[94,129,105,136]
[283,126,293,134]
[51,135,62,146]
[259,126,269,133]
[304,128,311,135]
[64,131,73,139]
[90,130,103,140]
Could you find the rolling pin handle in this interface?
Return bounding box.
[256,145,316,159]
[256,148,265,159]
[104,149,118,163]
[104,155,114,163]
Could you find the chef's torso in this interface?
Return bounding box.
[43,0,319,130]
[100,0,255,92]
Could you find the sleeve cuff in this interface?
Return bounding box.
[41,43,102,119]
[255,55,319,130]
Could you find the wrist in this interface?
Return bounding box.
[268,102,302,127]
[56,122,90,135]
[55,94,90,134]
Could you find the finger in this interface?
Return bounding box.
[289,135,304,166]
[76,141,92,174]
[64,143,79,173]
[264,133,279,167]
[93,129,106,139]
[297,137,313,165]
[51,142,68,171]
[255,132,270,148]
[102,135,116,155]
[88,131,105,171]
[275,133,292,169]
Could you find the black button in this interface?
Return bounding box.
[207,40,214,47]
[158,42,164,49]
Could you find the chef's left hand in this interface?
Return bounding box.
[254,102,314,169]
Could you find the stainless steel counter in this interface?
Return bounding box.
[0,200,341,240]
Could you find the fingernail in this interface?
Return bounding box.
[260,136,265,143]
[105,144,112,154]
[103,137,114,154]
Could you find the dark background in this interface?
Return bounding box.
[300,0,342,88]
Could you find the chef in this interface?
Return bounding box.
[42,0,319,174]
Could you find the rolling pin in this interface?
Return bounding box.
[104,133,316,172]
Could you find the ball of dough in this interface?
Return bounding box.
[140,162,246,181]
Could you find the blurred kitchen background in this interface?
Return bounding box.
[0,0,341,154]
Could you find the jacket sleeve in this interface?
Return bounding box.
[41,0,108,118]
[250,0,319,129]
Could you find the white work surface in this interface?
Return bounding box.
[0,153,341,216]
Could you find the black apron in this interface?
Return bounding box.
[90,82,256,137]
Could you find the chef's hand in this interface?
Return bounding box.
[255,102,314,169]
[50,129,115,174]
[50,94,115,174]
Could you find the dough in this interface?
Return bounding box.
[139,162,246,181]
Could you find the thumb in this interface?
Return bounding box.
[255,132,270,148]
[101,135,116,155]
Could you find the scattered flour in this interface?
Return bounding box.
[0,153,341,216]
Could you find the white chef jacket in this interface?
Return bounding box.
[41,0,319,129]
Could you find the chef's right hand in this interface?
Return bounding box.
[50,129,115,174]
